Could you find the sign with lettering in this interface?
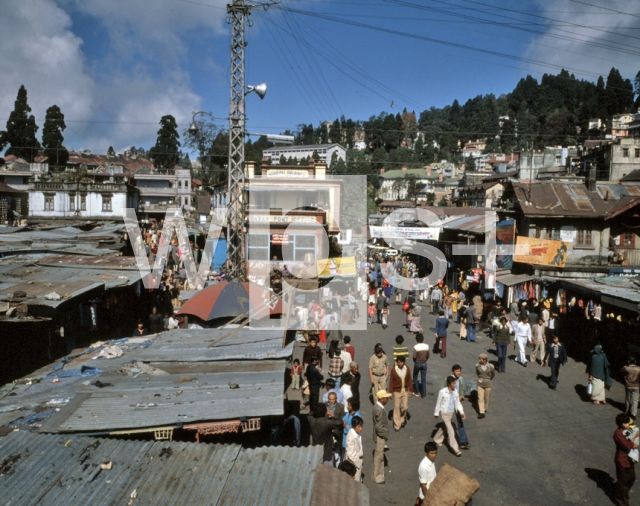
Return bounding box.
[369,226,440,241]
[317,256,357,278]
[271,234,290,245]
[265,169,309,178]
[248,214,321,224]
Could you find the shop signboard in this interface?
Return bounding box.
[514,237,568,268]
[495,219,515,269]
[271,234,290,246]
[249,214,321,224]
[369,226,440,241]
[560,227,576,242]
[317,256,357,278]
[265,169,310,178]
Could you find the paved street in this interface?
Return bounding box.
[346,297,633,506]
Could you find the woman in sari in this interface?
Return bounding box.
[589,345,612,404]
[409,304,423,334]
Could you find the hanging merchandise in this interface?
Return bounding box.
[585,305,591,320]
[542,286,549,299]
[495,282,505,298]
[578,299,584,308]
[594,304,602,321]
[556,291,562,307]
[560,291,567,314]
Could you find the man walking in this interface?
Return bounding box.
[446,364,470,450]
[621,356,640,420]
[416,442,439,505]
[465,302,478,343]
[433,376,465,457]
[412,333,429,398]
[434,310,449,358]
[369,344,390,401]
[329,349,345,389]
[530,318,547,364]
[372,389,392,484]
[476,353,495,419]
[492,316,513,373]
[614,413,639,506]
[376,290,386,324]
[430,286,442,314]
[307,357,324,411]
[542,335,568,390]
[514,316,532,367]
[389,355,413,431]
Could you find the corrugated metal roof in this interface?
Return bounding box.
[310,463,370,506]
[496,273,535,286]
[442,215,488,234]
[1,328,292,434]
[54,369,285,432]
[218,445,324,506]
[131,329,292,362]
[0,432,339,506]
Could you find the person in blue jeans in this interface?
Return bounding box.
[441,364,470,450]
[492,316,513,372]
[465,302,478,343]
[412,333,429,398]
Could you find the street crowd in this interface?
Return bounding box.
[298,253,639,506]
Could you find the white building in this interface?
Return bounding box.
[28,180,134,220]
[262,144,346,168]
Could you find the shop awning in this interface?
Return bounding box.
[495,273,535,286]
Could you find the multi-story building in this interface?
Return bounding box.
[133,168,192,220]
[262,144,346,168]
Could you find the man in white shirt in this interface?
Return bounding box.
[433,376,465,456]
[514,316,532,367]
[416,441,439,505]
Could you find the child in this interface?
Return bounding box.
[393,335,409,361]
[368,302,376,325]
[291,359,302,390]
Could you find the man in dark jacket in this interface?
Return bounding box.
[376,290,387,324]
[308,403,343,466]
[307,357,324,411]
[148,307,164,334]
[303,337,323,368]
[542,335,568,390]
[465,302,478,343]
[492,316,513,373]
[434,310,449,358]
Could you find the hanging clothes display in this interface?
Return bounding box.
[560,290,567,314]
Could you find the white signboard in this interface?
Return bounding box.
[369,226,440,241]
[560,227,576,242]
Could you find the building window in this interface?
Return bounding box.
[69,196,75,211]
[288,234,317,262]
[550,227,561,241]
[621,231,635,248]
[576,228,592,247]
[81,196,86,210]
[623,148,630,158]
[636,149,640,158]
[45,195,54,211]
[247,233,269,260]
[178,180,182,188]
[102,196,112,212]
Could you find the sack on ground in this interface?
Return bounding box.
[422,463,480,506]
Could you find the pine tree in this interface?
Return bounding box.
[42,105,69,169]
[149,115,181,172]
[5,85,40,162]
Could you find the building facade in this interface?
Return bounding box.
[262,144,346,168]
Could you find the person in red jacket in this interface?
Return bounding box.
[389,355,413,431]
[614,413,639,506]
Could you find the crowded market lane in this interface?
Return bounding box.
[346,296,632,506]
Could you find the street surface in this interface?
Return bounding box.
[348,298,632,506]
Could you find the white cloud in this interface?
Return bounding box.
[0,0,229,153]
[524,0,640,81]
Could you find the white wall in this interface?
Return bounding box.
[29,190,129,219]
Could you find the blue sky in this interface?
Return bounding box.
[1,0,639,156]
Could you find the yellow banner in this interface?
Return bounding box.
[514,237,568,268]
[317,256,357,277]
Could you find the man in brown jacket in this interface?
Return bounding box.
[475,353,495,419]
[389,355,413,431]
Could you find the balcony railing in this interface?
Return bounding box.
[30,181,126,192]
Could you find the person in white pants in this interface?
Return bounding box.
[514,317,532,367]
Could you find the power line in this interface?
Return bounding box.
[272,4,631,80]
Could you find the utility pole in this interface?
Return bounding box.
[226,0,251,281]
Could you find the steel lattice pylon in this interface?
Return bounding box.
[226,0,250,281]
